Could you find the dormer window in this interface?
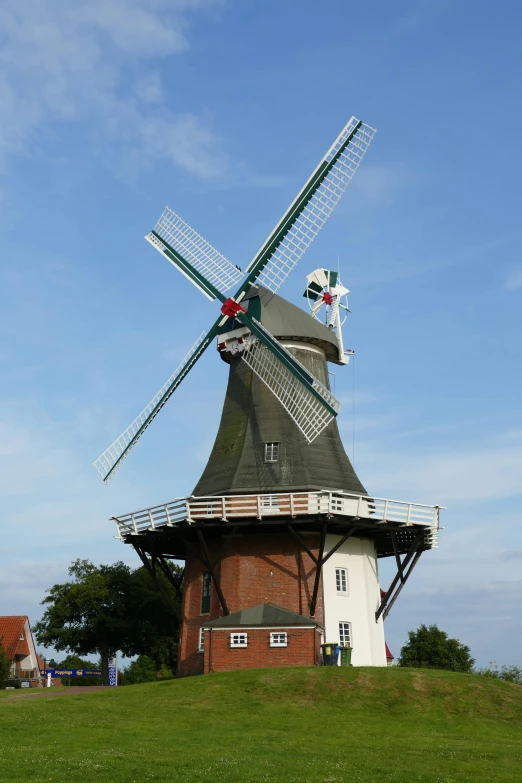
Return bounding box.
[264,442,280,463]
[19,632,24,640]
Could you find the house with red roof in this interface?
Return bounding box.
[0,616,40,681]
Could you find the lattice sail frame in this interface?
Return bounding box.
[94,330,212,481]
[250,119,376,293]
[146,208,244,299]
[240,320,341,443]
[95,117,375,482]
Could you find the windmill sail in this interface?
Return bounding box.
[146,208,244,301]
[95,115,375,482]
[94,328,216,482]
[241,118,375,295]
[240,319,341,443]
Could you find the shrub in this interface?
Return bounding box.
[399,624,475,672]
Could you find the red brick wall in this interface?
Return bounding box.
[203,627,321,673]
[178,532,323,677]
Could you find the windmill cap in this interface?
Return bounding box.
[234,285,343,364]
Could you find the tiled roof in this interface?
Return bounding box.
[203,603,323,629]
[385,642,394,660]
[0,616,28,660]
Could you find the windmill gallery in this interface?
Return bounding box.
[95,117,441,676]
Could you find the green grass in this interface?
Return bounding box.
[1,667,521,782]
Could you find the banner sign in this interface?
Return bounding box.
[108,656,117,687]
[40,669,102,677]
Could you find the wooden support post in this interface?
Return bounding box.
[321,527,358,565]
[211,527,238,570]
[375,534,423,622]
[285,525,318,564]
[309,523,327,617]
[155,556,184,600]
[390,531,403,581]
[382,549,423,621]
[196,528,230,616]
[132,545,181,620]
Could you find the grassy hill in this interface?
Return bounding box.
[1,666,521,782]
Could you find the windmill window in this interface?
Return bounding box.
[335,567,348,594]
[339,621,352,648]
[270,632,287,647]
[264,442,280,463]
[230,633,248,648]
[201,572,211,614]
[198,627,205,652]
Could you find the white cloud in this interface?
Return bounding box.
[361,439,522,505]
[0,0,224,178]
[505,267,522,290]
[350,162,415,207]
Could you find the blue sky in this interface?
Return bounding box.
[1,0,521,667]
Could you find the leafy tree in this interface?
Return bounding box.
[34,559,180,685]
[120,655,174,685]
[129,565,181,675]
[59,654,97,669]
[0,638,11,685]
[398,624,475,672]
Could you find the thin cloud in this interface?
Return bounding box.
[360,439,522,505]
[505,267,522,290]
[0,0,225,178]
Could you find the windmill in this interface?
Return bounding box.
[102,116,442,676]
[94,117,375,482]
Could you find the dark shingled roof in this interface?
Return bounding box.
[202,603,323,629]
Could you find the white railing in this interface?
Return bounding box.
[112,490,442,546]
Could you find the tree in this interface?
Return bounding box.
[59,654,97,669]
[0,638,11,685]
[120,655,171,685]
[34,559,180,685]
[129,565,181,675]
[398,624,474,672]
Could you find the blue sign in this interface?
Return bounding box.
[40,669,102,677]
[108,655,117,687]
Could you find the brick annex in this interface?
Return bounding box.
[202,604,322,674]
[179,531,326,677]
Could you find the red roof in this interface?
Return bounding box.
[0,616,28,659]
[385,642,394,660]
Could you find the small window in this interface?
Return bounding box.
[206,503,217,517]
[331,498,344,513]
[201,572,211,614]
[335,567,348,594]
[19,632,24,641]
[198,627,205,652]
[230,633,248,648]
[339,621,352,648]
[264,442,280,463]
[262,495,280,511]
[270,632,287,647]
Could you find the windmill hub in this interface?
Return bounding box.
[220,298,247,318]
[96,116,443,677]
[323,291,334,306]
